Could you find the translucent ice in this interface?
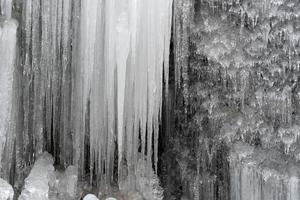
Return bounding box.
[0,178,14,200]
[74,0,173,186]
[18,153,54,200]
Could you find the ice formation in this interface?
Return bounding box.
[83,194,99,200]
[0,4,17,181]
[0,0,173,193]
[50,165,78,199]
[0,0,12,18]
[0,178,14,200]
[73,0,173,186]
[171,0,300,199]
[19,153,54,200]
[230,142,300,200]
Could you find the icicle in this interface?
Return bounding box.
[60,0,72,166]
[116,0,130,180]
[163,0,173,94]
[0,18,17,172]
[78,0,99,178]
[31,0,44,156]
[104,0,116,183]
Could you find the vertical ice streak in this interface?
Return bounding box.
[0,19,17,172]
[116,0,130,180]
[78,0,99,177]
[104,0,116,183]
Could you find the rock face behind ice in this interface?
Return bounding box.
[83,194,99,200]
[18,152,54,200]
[0,178,14,200]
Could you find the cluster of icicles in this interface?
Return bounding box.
[0,0,173,188]
[75,0,173,186]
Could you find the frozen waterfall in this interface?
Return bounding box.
[0,0,173,195]
[1,0,300,199]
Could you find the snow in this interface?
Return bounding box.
[19,153,54,200]
[83,194,99,200]
[0,178,14,200]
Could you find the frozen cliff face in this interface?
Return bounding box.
[0,178,14,200]
[19,153,54,200]
[169,0,300,199]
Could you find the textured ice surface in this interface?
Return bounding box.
[49,165,78,199]
[172,0,300,199]
[230,142,300,200]
[0,178,14,200]
[135,156,163,200]
[64,166,78,198]
[19,153,54,200]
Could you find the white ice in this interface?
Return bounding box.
[0,18,17,170]
[0,178,14,200]
[18,153,54,200]
[83,194,99,200]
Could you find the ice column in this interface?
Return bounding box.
[75,0,173,186]
[0,17,17,173]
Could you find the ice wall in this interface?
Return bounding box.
[170,0,300,199]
